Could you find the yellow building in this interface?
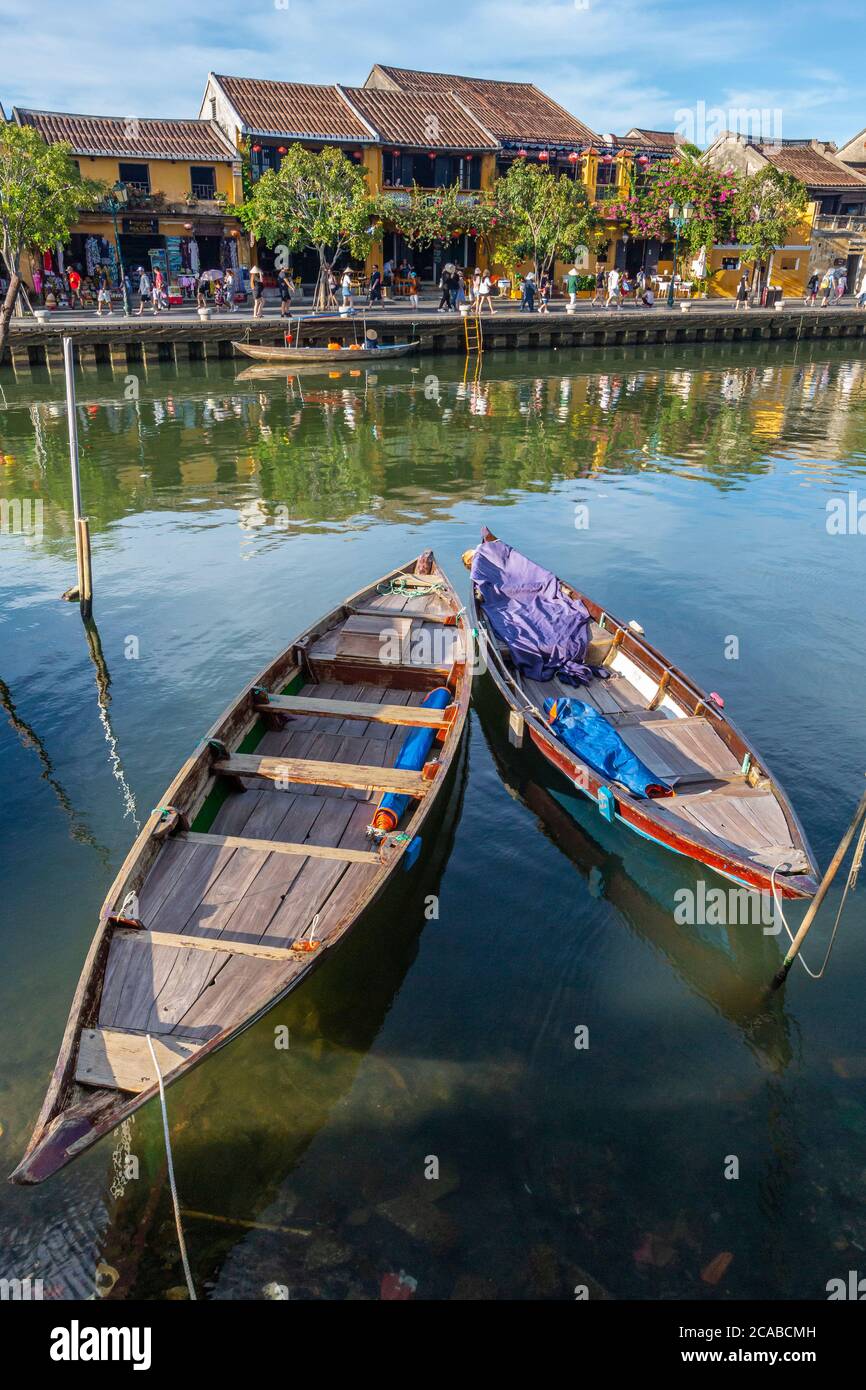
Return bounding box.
[12,108,245,298]
[703,133,866,299]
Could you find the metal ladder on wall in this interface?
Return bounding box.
[463,312,483,355]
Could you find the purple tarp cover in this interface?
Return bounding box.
[471,530,608,686]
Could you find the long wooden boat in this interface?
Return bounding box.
[11,554,470,1185]
[233,340,419,364]
[468,539,819,901]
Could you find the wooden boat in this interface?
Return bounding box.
[233,340,419,364]
[468,539,819,901]
[11,554,470,1185]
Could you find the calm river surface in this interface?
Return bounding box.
[1,342,865,1300]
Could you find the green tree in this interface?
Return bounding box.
[0,124,103,357]
[733,166,808,296]
[236,144,383,307]
[494,161,599,280]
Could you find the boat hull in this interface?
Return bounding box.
[233,340,419,363]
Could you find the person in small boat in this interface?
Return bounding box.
[363,327,380,350]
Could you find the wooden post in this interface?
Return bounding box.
[62,336,93,619]
[771,781,866,990]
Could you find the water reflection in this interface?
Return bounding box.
[2,344,866,549]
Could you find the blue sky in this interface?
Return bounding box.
[1,0,863,146]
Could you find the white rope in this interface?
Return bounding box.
[771,813,866,980]
[146,1033,197,1301]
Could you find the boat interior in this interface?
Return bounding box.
[78,572,467,1100]
[494,616,812,877]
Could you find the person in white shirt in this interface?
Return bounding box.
[605,267,621,309]
[476,270,495,314]
[341,269,353,308]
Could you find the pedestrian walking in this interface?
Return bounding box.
[735,272,749,311]
[805,271,820,307]
[67,266,82,309]
[605,266,621,309]
[565,264,580,309]
[520,274,536,312]
[277,267,295,316]
[136,267,151,315]
[592,265,606,306]
[368,266,382,305]
[407,268,419,309]
[437,266,453,311]
[251,267,265,318]
[223,269,237,311]
[476,269,495,314]
[340,267,354,309]
[538,272,551,313]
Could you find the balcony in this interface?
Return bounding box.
[381,186,485,204]
[815,212,866,233]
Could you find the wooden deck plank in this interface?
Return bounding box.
[213,753,430,798]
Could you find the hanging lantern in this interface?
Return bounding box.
[428,151,436,159]
[465,152,473,161]
[567,151,579,163]
[277,145,287,155]
[602,153,613,164]
[637,154,649,166]
[252,143,262,152]
[392,149,400,157]
[353,149,363,159]
[538,150,550,162]
[517,148,528,158]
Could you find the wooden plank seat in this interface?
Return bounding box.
[212,752,432,798]
[114,926,300,961]
[76,1027,199,1093]
[253,693,455,729]
[178,830,378,863]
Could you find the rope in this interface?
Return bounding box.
[770,813,866,979]
[146,1034,197,1301]
[377,576,447,598]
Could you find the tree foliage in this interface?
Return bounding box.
[493,162,599,277]
[733,166,808,273]
[0,124,103,351]
[607,160,739,254]
[236,144,383,301]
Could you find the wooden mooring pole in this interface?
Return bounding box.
[62,336,93,619]
[771,780,866,990]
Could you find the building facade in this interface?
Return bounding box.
[12,109,246,299]
[704,133,866,298]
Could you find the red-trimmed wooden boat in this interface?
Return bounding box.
[467,539,819,901]
[11,554,470,1185]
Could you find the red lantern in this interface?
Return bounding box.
[567,151,579,163]
[353,149,363,158]
[392,149,400,157]
[465,152,473,161]
[277,145,287,154]
[638,154,649,166]
[252,143,262,152]
[602,153,613,164]
[538,150,550,162]
[428,151,436,159]
[517,148,528,158]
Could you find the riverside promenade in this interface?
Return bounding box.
[4,298,866,375]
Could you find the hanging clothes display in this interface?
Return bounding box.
[189,239,200,275]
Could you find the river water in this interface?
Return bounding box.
[1,342,865,1300]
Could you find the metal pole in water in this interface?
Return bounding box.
[62,336,93,619]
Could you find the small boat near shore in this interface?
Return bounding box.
[11,553,470,1185]
[467,532,819,900]
[233,339,419,364]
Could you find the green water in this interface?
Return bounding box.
[1,343,866,1300]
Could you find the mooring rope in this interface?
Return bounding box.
[770,812,866,979]
[146,1033,197,1301]
[377,576,447,598]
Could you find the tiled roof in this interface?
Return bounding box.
[623,127,680,150]
[213,76,374,141]
[341,87,496,149]
[753,141,866,189]
[13,108,237,161]
[367,65,596,146]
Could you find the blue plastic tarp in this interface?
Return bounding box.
[544,696,672,799]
